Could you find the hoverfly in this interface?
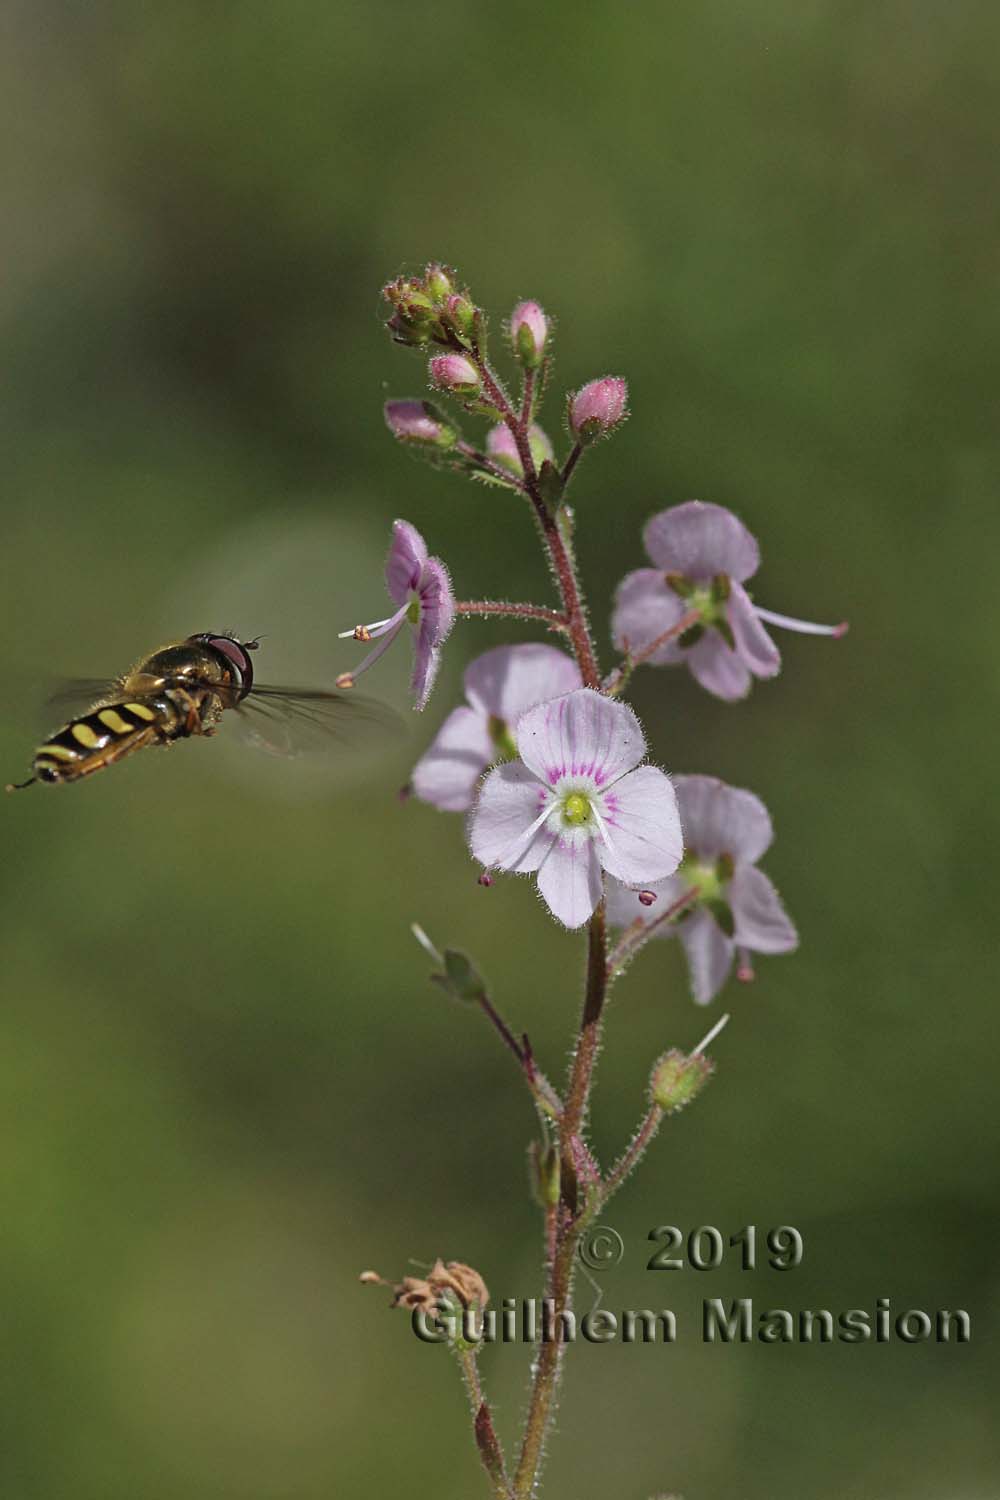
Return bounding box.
[7,632,396,790]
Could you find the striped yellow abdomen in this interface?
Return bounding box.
[33,700,164,784]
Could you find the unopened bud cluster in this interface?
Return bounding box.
[383,264,480,350]
[381,260,629,491]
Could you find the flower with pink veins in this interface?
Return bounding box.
[337,520,454,710]
[611,500,846,702]
[607,774,798,1004]
[468,688,682,929]
[412,643,581,812]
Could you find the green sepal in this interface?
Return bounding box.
[705,898,735,938]
[465,464,523,494]
[424,264,454,303]
[470,307,489,353]
[536,459,564,509]
[515,320,542,368]
[650,1048,714,1114]
[711,571,731,602]
[678,623,705,649]
[529,1141,561,1207]
[441,948,487,1003]
[714,618,736,651]
[664,571,694,599]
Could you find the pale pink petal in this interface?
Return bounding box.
[730,866,798,954]
[605,873,688,935]
[463,643,581,722]
[468,761,555,873]
[411,706,494,812]
[385,519,428,604]
[728,582,781,679]
[536,834,604,929]
[611,570,688,663]
[643,501,760,583]
[686,633,752,701]
[417,557,455,649]
[515,688,646,790]
[675,775,774,864]
[595,766,683,885]
[679,908,734,1004]
[411,557,455,710]
[410,643,442,713]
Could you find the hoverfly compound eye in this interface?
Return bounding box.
[202,634,255,700]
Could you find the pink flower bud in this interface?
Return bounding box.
[486,422,554,477]
[384,399,457,449]
[429,353,481,395]
[510,300,548,366]
[569,376,628,442]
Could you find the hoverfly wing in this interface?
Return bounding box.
[224,685,402,758]
[42,678,121,727]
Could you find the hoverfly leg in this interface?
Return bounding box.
[5,776,36,792]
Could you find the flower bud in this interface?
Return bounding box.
[650,1048,714,1114]
[424,262,455,303]
[485,422,554,477]
[569,376,628,443]
[429,352,481,396]
[384,399,457,450]
[510,300,549,367]
[444,292,476,341]
[528,1141,561,1207]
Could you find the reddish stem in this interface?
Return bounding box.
[455,600,568,630]
[605,606,702,693]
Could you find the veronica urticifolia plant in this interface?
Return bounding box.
[353,264,846,1498]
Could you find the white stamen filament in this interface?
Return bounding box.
[338,605,408,641]
[339,615,407,683]
[754,605,848,638]
[489,796,556,870]
[692,1012,730,1056]
[410,923,444,966]
[588,797,615,849]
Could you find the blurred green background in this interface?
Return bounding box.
[2,3,998,1496]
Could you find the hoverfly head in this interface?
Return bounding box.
[189,632,258,701]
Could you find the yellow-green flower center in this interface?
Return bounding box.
[406,596,421,625]
[680,854,726,903]
[562,792,592,827]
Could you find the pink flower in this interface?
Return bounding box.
[569,377,628,442]
[611,500,846,702]
[607,775,798,1003]
[337,520,454,710]
[412,643,581,812]
[486,422,554,477]
[510,300,549,366]
[429,353,480,395]
[469,689,682,929]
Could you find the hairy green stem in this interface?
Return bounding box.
[513,906,609,1498]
